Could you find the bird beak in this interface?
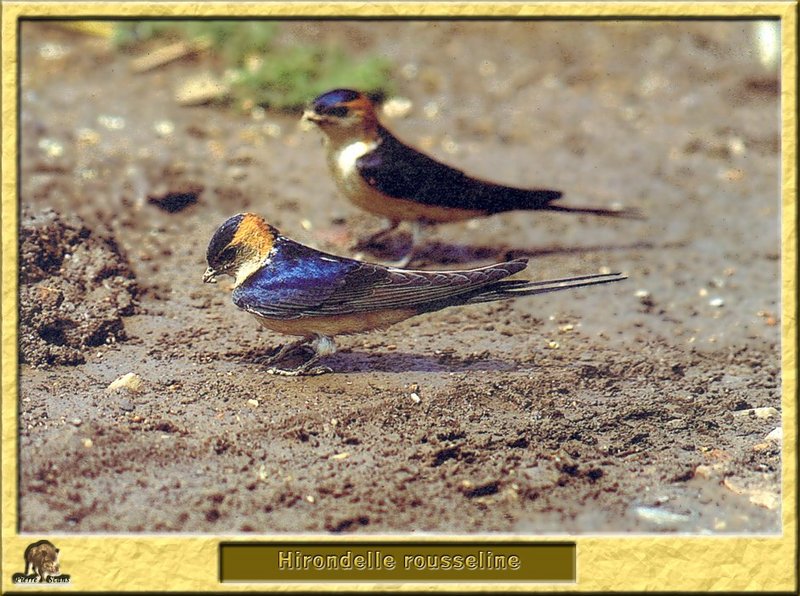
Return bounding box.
[302,109,324,123]
[202,267,218,284]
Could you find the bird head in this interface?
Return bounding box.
[302,88,379,142]
[204,213,277,286]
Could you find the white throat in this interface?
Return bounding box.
[234,254,270,287]
[336,140,377,177]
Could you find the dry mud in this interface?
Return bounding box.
[17,21,781,534]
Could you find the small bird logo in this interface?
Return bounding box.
[204,213,626,376]
[303,88,640,266]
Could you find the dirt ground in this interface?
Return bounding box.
[17,21,781,534]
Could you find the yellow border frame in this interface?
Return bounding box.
[1,2,796,592]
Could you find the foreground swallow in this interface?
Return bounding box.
[203,213,626,376]
[303,88,640,266]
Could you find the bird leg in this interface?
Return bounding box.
[258,338,311,366]
[352,219,400,250]
[266,336,336,376]
[385,221,431,268]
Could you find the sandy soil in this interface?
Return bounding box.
[17,21,781,534]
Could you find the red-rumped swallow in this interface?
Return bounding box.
[303,88,640,266]
[203,212,626,376]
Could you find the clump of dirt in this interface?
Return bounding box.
[19,209,139,366]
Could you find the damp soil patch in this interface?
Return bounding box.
[19,209,139,366]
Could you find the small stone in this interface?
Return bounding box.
[154,120,175,137]
[70,418,82,427]
[423,101,440,119]
[410,392,421,404]
[709,297,725,307]
[330,452,350,460]
[400,63,418,80]
[547,340,560,349]
[76,128,100,146]
[107,372,143,393]
[694,464,714,479]
[765,427,782,442]
[39,42,69,60]
[247,399,259,408]
[119,399,134,412]
[306,495,315,503]
[82,438,93,448]
[227,166,247,180]
[382,97,413,119]
[749,491,780,510]
[635,506,690,526]
[300,219,313,231]
[727,137,746,156]
[175,73,230,106]
[732,407,778,419]
[38,138,64,158]
[97,114,126,130]
[478,59,497,77]
[722,477,746,495]
[263,122,282,138]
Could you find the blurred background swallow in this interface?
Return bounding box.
[304,88,641,266]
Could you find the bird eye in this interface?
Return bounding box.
[322,105,349,118]
[219,246,237,263]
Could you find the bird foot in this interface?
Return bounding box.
[267,365,332,377]
[257,341,310,366]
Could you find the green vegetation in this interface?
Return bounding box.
[113,21,393,110]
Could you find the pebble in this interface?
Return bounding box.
[478,59,497,77]
[247,399,259,408]
[306,495,315,504]
[709,297,725,307]
[382,97,413,119]
[423,101,440,119]
[107,372,144,393]
[119,399,134,412]
[38,138,64,158]
[154,120,175,137]
[97,114,126,130]
[262,122,282,138]
[330,452,350,460]
[70,418,82,427]
[634,506,690,526]
[39,43,69,60]
[765,427,782,442]
[749,491,780,510]
[732,407,779,419]
[175,73,230,106]
[82,438,93,448]
[76,128,100,146]
[440,136,459,155]
[547,340,560,349]
[400,63,418,80]
[227,166,247,180]
[410,392,421,404]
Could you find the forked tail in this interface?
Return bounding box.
[465,271,627,304]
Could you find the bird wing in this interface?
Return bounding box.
[356,126,562,212]
[232,239,527,319]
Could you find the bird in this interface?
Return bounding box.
[302,88,640,267]
[203,212,627,376]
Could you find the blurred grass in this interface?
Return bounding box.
[113,21,393,109]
